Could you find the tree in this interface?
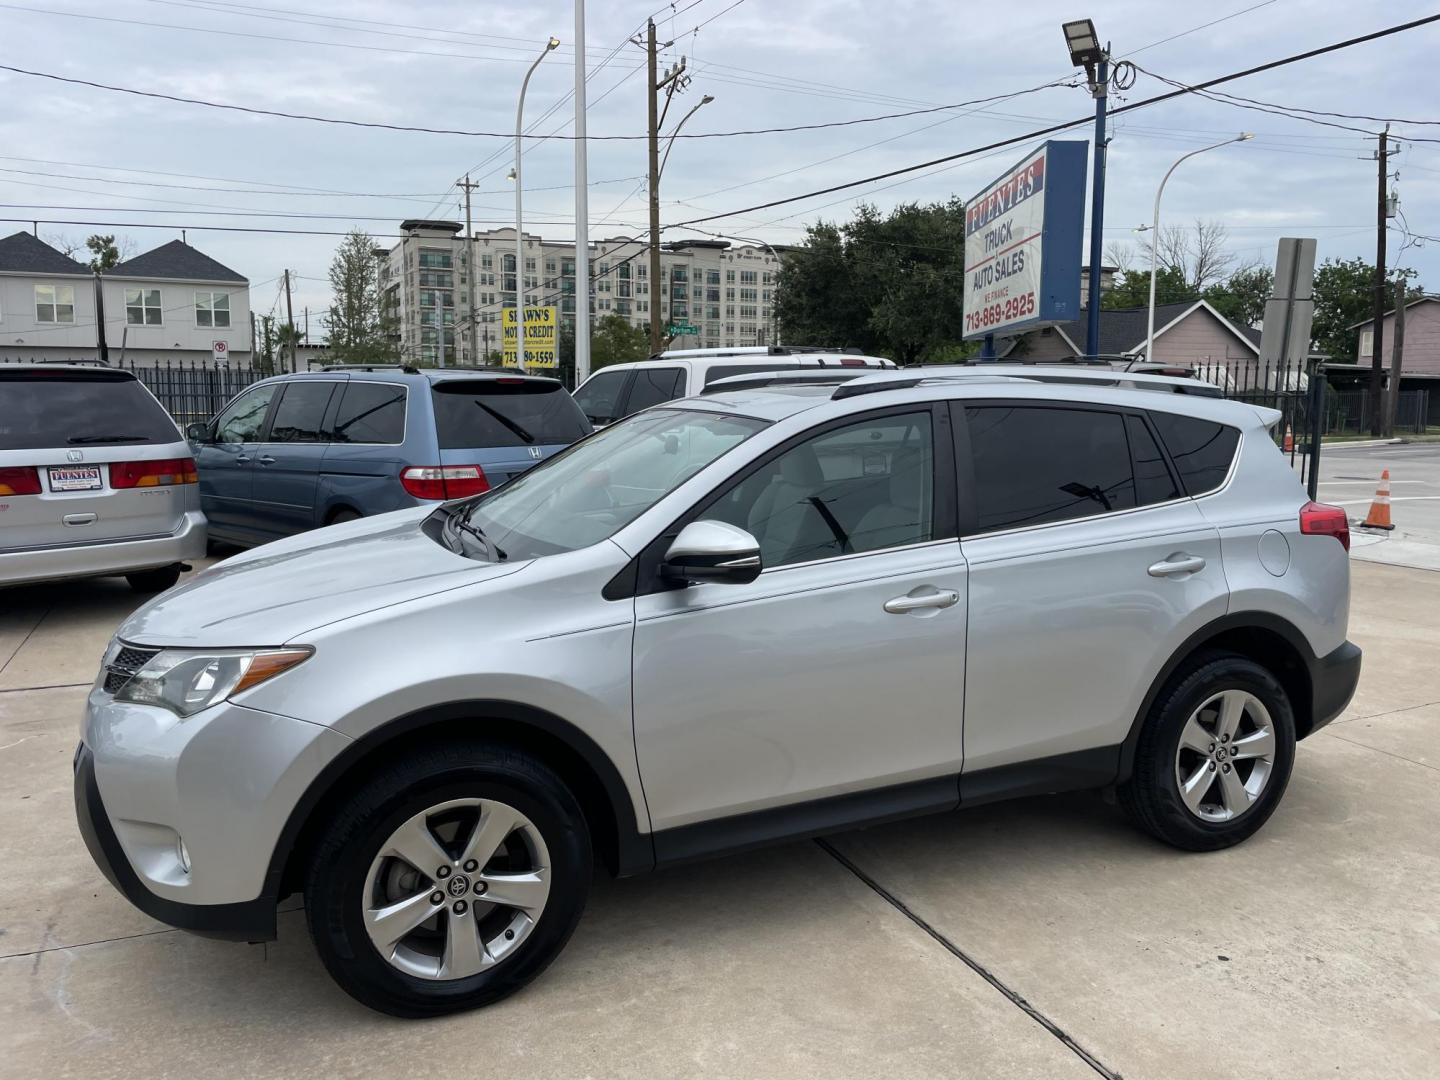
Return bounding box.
[591,313,649,369]
[1102,265,1197,310]
[1204,266,1273,328]
[1309,257,1422,361]
[325,228,395,364]
[84,234,129,272]
[775,200,967,365]
[1143,220,1240,292]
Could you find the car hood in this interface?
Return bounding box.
[119,507,525,647]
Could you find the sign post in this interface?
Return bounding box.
[963,141,1088,352]
[502,306,559,371]
[211,340,229,369]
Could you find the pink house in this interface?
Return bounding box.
[1351,296,1440,375]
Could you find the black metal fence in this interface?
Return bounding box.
[114,360,264,426]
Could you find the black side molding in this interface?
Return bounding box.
[959,746,1120,808]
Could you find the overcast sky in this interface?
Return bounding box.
[2,0,1435,335]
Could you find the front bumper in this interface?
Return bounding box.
[74,685,351,941]
[0,509,206,586]
[1308,639,1363,735]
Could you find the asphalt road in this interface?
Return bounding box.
[1307,440,1440,572]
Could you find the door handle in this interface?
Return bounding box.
[235,454,251,464]
[884,588,960,614]
[1148,554,1207,577]
[257,455,276,465]
[63,513,97,527]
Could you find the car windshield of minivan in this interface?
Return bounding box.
[449,408,766,561]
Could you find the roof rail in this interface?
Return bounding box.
[321,363,420,374]
[832,365,1223,400]
[700,371,865,394]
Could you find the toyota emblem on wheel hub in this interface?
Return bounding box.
[447,874,471,897]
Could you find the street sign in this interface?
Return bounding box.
[501,306,559,369]
[962,141,1087,340]
[667,321,697,336]
[211,340,229,368]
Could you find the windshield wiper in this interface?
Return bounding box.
[67,434,148,444]
[473,399,535,444]
[450,508,507,561]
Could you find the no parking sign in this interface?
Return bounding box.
[212,340,229,368]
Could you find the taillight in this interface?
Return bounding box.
[1300,501,1349,551]
[109,457,199,489]
[0,466,41,496]
[399,465,490,500]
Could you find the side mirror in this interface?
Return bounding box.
[185,422,211,443]
[662,520,763,585]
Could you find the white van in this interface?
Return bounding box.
[571,347,895,426]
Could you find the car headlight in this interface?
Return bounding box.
[113,647,313,718]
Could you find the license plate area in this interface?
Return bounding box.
[48,465,103,492]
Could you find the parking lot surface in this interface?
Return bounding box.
[3,549,1438,1078]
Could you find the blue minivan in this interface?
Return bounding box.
[186,367,590,547]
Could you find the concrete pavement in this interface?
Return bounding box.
[2,558,1438,1078]
[1309,441,1440,572]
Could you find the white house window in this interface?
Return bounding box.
[125,288,162,326]
[195,291,230,328]
[36,284,75,324]
[1359,329,1373,358]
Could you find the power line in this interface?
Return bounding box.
[1,217,407,237]
[1114,0,1283,59]
[670,13,1440,229]
[0,204,650,229]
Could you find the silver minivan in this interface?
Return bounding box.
[0,364,205,590]
[75,369,1360,1015]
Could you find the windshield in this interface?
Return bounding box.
[455,408,766,560]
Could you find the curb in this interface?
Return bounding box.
[1322,438,1403,450]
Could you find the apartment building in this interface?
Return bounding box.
[0,231,252,365]
[381,220,784,365]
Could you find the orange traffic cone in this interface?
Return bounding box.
[1282,423,1294,453]
[1359,469,1394,531]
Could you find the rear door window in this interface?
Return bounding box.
[1149,412,1241,496]
[1126,414,1182,505]
[964,405,1137,533]
[432,380,590,449]
[624,367,685,413]
[330,382,407,445]
[0,371,179,450]
[572,369,631,425]
[267,382,336,443]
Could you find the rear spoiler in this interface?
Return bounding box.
[1251,405,1284,431]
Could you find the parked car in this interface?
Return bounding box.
[76,367,1359,1016]
[0,364,205,591]
[571,346,895,426]
[187,366,590,547]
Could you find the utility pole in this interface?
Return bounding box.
[457,174,479,364]
[249,310,256,368]
[1368,125,1391,435]
[283,268,295,374]
[573,0,592,388]
[1385,276,1407,436]
[1084,49,1109,361]
[642,19,686,355]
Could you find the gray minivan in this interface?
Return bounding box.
[188,367,590,547]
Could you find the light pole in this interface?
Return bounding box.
[572,0,590,389]
[659,94,714,179]
[1062,18,1108,361]
[1143,133,1253,362]
[514,36,561,373]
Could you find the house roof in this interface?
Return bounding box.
[1045,300,1260,358]
[1347,295,1440,330]
[0,231,89,276]
[107,240,247,283]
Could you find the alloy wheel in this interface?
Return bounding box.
[362,797,551,980]
[1173,689,1276,823]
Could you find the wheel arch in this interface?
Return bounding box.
[267,700,654,901]
[1117,612,1317,783]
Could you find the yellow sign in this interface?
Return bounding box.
[501,306,559,369]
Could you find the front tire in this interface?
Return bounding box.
[1119,652,1296,851]
[125,564,181,593]
[303,743,592,1016]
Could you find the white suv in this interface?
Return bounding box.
[571,346,894,425]
[75,368,1359,1016]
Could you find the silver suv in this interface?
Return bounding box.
[74,369,1360,1016]
[1,364,206,591]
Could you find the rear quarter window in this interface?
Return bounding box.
[0,371,179,450]
[331,382,407,445]
[1149,412,1241,496]
[432,380,590,449]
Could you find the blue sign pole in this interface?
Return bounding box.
[1084,53,1108,361]
[980,333,995,360]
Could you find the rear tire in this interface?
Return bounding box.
[125,564,181,593]
[1119,651,1296,851]
[303,742,591,1017]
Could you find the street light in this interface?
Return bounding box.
[513,35,561,373]
[1062,16,1108,362]
[1143,133,1254,362]
[659,94,714,180]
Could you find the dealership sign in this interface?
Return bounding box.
[501,305,559,369]
[963,140,1087,340]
